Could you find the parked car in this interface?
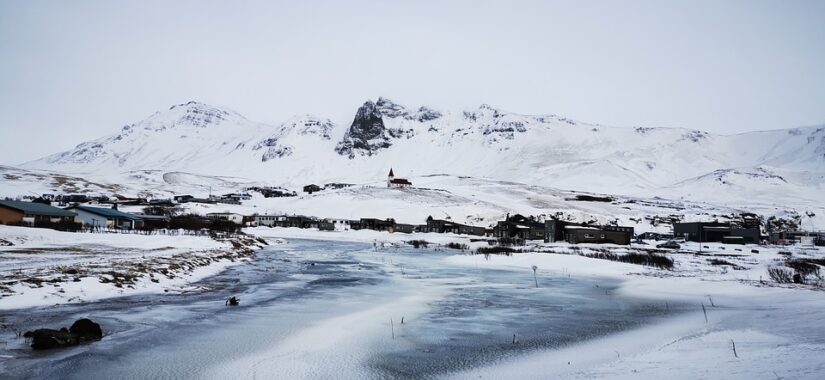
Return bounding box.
[656,241,681,249]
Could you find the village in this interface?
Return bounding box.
[2,169,822,251]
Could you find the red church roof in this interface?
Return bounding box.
[390,178,411,185]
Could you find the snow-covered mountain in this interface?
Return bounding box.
[21,98,825,202]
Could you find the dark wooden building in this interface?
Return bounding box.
[360,218,396,232]
[282,215,317,228]
[494,214,545,241]
[563,226,634,245]
[303,184,322,194]
[673,222,760,244]
[395,223,416,233]
[422,216,459,234]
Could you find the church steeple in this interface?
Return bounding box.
[388,168,394,178]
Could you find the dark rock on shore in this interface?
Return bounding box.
[23,318,103,350]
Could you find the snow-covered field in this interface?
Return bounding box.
[0,225,268,310]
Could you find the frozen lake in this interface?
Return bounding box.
[0,239,680,379]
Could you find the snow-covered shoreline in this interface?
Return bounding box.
[0,225,269,310]
[3,224,823,378]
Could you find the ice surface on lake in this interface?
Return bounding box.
[1,240,677,379]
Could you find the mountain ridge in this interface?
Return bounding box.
[20,98,825,200]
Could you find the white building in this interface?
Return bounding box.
[387,168,412,188]
[254,214,287,227]
[329,219,351,231]
[206,212,244,225]
[64,205,143,229]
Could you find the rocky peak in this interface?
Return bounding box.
[335,100,390,158]
[375,97,408,118]
[373,97,443,121]
[138,101,246,131]
[279,115,335,140]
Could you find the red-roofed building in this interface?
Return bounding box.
[387,168,412,188]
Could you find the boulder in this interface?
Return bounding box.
[25,328,79,350]
[70,318,103,341]
[23,318,103,350]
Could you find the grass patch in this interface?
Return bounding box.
[476,246,517,255]
[445,242,469,250]
[583,251,674,269]
[707,258,745,270]
[407,240,430,248]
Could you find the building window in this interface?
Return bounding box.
[600,234,605,239]
[584,234,594,238]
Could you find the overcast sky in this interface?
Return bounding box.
[1,0,824,165]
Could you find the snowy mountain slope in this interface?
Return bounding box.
[25,101,343,178]
[19,98,825,202]
[0,165,126,196]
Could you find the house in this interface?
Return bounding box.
[458,224,487,236]
[563,225,634,245]
[173,195,195,203]
[134,214,170,229]
[318,220,335,231]
[215,196,241,205]
[174,195,217,204]
[360,218,396,231]
[206,212,244,225]
[769,230,825,246]
[283,215,317,228]
[64,205,144,229]
[56,194,90,204]
[494,214,545,241]
[544,219,578,243]
[254,214,287,227]
[0,200,77,226]
[318,219,351,231]
[325,183,353,190]
[148,199,174,207]
[303,184,322,194]
[420,216,486,236]
[328,219,351,231]
[222,193,252,201]
[395,223,416,233]
[422,216,459,233]
[673,222,761,244]
[387,168,412,188]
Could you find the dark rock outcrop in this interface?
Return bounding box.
[335,98,420,158]
[23,318,103,350]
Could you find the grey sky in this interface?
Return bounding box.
[1,0,824,165]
